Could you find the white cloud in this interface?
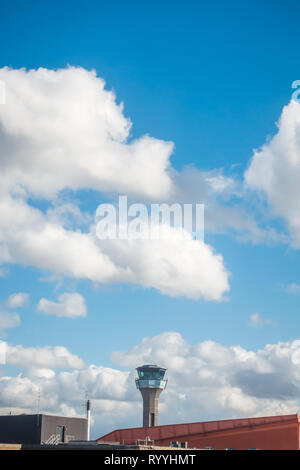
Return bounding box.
[110,332,300,425]
[0,195,118,282]
[6,292,28,308]
[6,344,84,369]
[249,313,273,327]
[0,193,230,300]
[245,99,300,247]
[0,66,173,200]
[27,368,56,379]
[99,224,230,300]
[37,292,87,318]
[0,66,230,301]
[2,332,300,437]
[0,313,20,337]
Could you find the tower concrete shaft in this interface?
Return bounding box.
[140,387,163,427]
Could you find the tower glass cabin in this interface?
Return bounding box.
[135,365,167,427]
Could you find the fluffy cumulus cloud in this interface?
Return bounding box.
[0,360,135,434]
[0,66,230,301]
[0,195,118,282]
[5,292,28,308]
[6,344,85,369]
[245,99,300,247]
[98,224,229,300]
[37,292,87,318]
[2,332,300,437]
[112,332,300,425]
[0,66,173,199]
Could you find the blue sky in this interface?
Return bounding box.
[1,0,300,438]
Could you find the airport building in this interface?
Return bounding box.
[97,364,300,449]
[97,413,300,450]
[0,414,88,445]
[1,364,299,450]
[97,363,300,450]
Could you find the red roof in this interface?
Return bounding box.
[97,413,299,445]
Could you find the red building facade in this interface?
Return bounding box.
[97,414,300,450]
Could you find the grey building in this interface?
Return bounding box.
[0,414,88,445]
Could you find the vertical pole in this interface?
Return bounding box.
[86,399,91,441]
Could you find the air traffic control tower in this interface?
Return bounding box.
[136,365,167,427]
